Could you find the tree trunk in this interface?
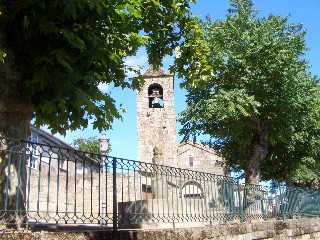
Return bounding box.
[245,122,269,185]
[243,122,269,213]
[0,24,33,228]
[284,171,294,187]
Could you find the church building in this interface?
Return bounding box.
[137,66,227,176]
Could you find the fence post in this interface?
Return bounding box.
[237,179,243,223]
[279,185,285,221]
[113,157,117,231]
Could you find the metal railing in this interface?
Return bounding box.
[1,136,320,230]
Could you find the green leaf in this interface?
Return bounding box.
[60,29,86,51]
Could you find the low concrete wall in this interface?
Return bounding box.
[2,218,320,239]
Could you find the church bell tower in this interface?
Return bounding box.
[136,66,177,166]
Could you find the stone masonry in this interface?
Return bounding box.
[137,66,177,167]
[26,171,141,225]
[137,65,226,175]
[2,218,320,239]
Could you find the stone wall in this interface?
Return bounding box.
[136,66,177,167]
[2,218,320,239]
[25,170,240,227]
[177,141,226,175]
[26,171,142,225]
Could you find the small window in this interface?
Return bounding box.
[28,156,37,169]
[58,155,65,169]
[84,165,90,174]
[42,145,50,158]
[182,183,202,199]
[27,133,39,169]
[30,133,38,143]
[189,156,194,168]
[184,193,201,199]
[76,162,83,173]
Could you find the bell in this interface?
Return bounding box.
[153,97,161,108]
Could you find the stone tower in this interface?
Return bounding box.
[137,66,177,166]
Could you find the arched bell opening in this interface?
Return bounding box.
[148,83,164,108]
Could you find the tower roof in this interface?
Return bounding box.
[143,65,172,77]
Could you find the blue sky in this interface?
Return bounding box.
[50,0,320,161]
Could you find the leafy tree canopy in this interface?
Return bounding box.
[173,0,320,184]
[0,0,198,223]
[0,0,196,135]
[72,136,111,155]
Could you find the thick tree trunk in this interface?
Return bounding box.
[284,171,294,187]
[0,24,33,228]
[245,122,269,185]
[243,122,269,213]
[0,113,31,228]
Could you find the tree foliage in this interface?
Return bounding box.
[0,0,196,135]
[262,85,320,187]
[0,0,196,225]
[72,136,111,155]
[173,0,320,184]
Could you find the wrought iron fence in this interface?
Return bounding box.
[1,136,320,230]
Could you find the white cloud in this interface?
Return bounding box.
[124,54,148,77]
[98,82,109,92]
[124,54,148,67]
